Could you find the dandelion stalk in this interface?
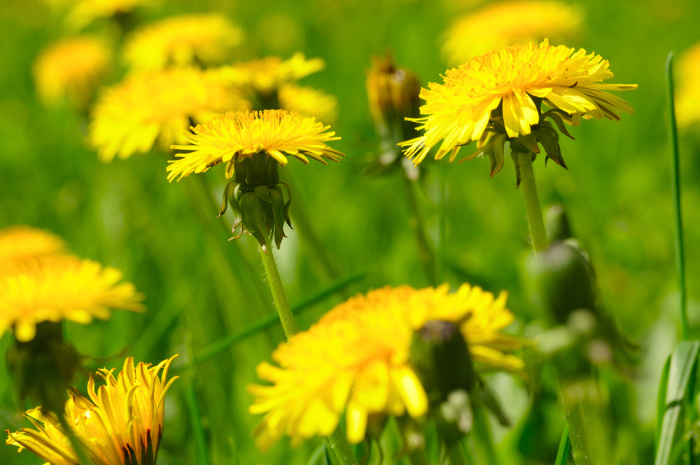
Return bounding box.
[56,415,92,465]
[436,160,448,282]
[259,234,298,338]
[402,166,436,285]
[515,151,548,252]
[472,406,499,465]
[665,52,689,340]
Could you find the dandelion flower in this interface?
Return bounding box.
[167,109,343,181]
[89,67,244,162]
[33,36,111,108]
[443,1,584,65]
[0,255,144,342]
[249,284,521,448]
[0,226,65,265]
[676,42,700,129]
[401,39,637,168]
[65,0,157,30]
[215,53,337,119]
[6,356,178,465]
[124,14,244,72]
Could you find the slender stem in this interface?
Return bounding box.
[326,429,360,465]
[259,235,298,338]
[665,53,689,340]
[401,174,437,285]
[57,415,92,465]
[471,406,498,465]
[555,424,572,465]
[185,384,211,465]
[516,151,548,252]
[436,161,447,283]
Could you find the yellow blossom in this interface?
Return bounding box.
[401,39,637,166]
[65,0,157,30]
[124,13,244,72]
[33,36,111,108]
[676,42,700,129]
[89,67,245,162]
[0,226,65,266]
[0,255,144,342]
[278,84,338,122]
[249,284,522,448]
[443,1,584,65]
[6,356,178,465]
[167,109,344,181]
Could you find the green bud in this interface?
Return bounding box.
[524,242,597,325]
[239,191,267,247]
[410,320,476,404]
[270,187,286,249]
[435,390,473,445]
[544,204,572,242]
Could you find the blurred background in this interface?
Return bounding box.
[1,0,700,463]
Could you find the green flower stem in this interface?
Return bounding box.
[560,380,612,465]
[259,235,298,338]
[436,160,447,283]
[57,415,92,465]
[327,429,360,465]
[665,53,689,340]
[516,151,548,252]
[472,406,498,465]
[402,173,437,285]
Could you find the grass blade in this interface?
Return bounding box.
[655,341,700,465]
[555,425,571,465]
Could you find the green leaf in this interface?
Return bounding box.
[490,134,507,177]
[654,341,700,465]
[542,110,576,139]
[307,444,326,465]
[217,181,235,218]
[555,425,572,465]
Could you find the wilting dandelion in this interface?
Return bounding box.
[33,36,111,109]
[89,67,244,161]
[675,41,700,129]
[215,53,337,121]
[249,284,521,448]
[6,356,178,465]
[443,1,584,65]
[124,13,244,72]
[0,255,143,342]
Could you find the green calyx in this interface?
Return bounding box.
[218,152,292,250]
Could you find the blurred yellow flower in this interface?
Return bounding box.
[167,109,344,181]
[676,42,700,129]
[443,1,584,65]
[89,67,244,162]
[6,356,178,465]
[124,13,244,72]
[65,0,157,30]
[0,226,65,266]
[0,255,144,342]
[401,39,637,164]
[249,284,521,448]
[215,53,337,120]
[33,36,111,108]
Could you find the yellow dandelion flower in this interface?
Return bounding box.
[249,284,521,448]
[676,42,700,129]
[167,109,344,181]
[443,1,584,65]
[401,39,637,165]
[0,226,65,265]
[33,36,111,108]
[219,53,325,94]
[65,0,157,30]
[278,84,338,122]
[89,67,245,162]
[0,255,144,342]
[6,355,178,465]
[124,14,244,72]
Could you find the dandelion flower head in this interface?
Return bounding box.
[675,41,700,129]
[0,255,144,341]
[249,284,522,448]
[443,1,584,65]
[218,53,325,94]
[278,84,338,122]
[167,110,344,181]
[89,67,245,162]
[124,13,244,72]
[33,36,111,107]
[6,356,178,465]
[402,39,637,164]
[0,226,65,266]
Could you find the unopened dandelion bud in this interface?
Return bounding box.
[545,203,572,242]
[524,242,597,325]
[410,320,476,405]
[435,390,473,445]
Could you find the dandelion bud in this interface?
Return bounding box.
[410,320,476,404]
[544,203,572,242]
[524,242,597,325]
[366,54,421,144]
